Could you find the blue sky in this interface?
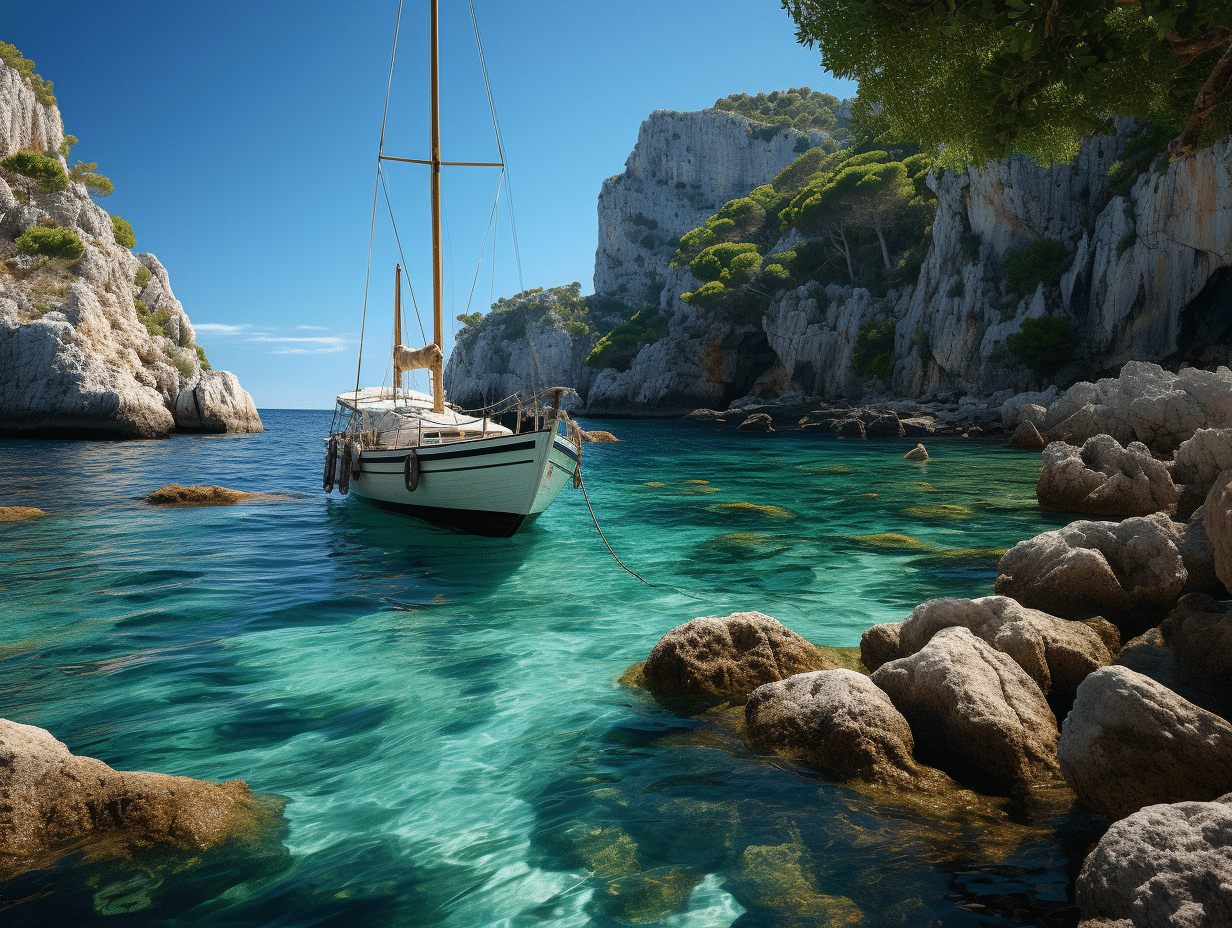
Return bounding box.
[5,1,855,408]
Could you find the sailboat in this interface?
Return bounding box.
[324,0,581,538]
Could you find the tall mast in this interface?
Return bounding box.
[393,263,402,391]
[429,0,444,414]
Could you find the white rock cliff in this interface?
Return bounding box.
[0,59,261,437]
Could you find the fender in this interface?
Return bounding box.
[404,448,420,492]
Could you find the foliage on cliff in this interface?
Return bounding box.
[0,42,56,109]
[783,0,1232,163]
[1,151,67,192]
[585,306,667,371]
[673,125,936,322]
[715,88,851,147]
[455,282,635,351]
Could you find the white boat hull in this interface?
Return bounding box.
[348,429,578,536]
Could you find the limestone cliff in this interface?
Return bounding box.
[593,108,818,303]
[450,99,1232,416]
[0,57,260,437]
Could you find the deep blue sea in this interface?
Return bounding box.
[0,411,1094,927]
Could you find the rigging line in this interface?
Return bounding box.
[358,0,403,395]
[468,0,523,291]
[449,171,505,389]
[378,0,403,160]
[379,167,428,345]
[577,473,709,604]
[356,164,383,394]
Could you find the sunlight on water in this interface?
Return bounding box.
[0,413,1088,927]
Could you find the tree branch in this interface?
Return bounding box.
[1170,40,1232,156]
[1164,27,1232,68]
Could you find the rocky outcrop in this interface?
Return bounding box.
[1036,435,1179,517]
[594,109,810,303]
[0,717,273,872]
[0,65,62,159]
[744,669,931,787]
[898,596,1111,704]
[642,612,840,705]
[1038,362,1232,453]
[1058,666,1232,820]
[871,626,1060,793]
[1161,593,1232,703]
[0,60,260,438]
[1077,795,1232,928]
[994,511,1220,630]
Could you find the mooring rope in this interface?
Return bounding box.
[576,470,709,603]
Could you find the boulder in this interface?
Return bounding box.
[871,626,1060,792]
[898,596,1111,703]
[1161,593,1232,703]
[859,622,902,673]
[642,612,839,704]
[1203,470,1232,591]
[1077,795,1232,928]
[580,429,619,442]
[1008,420,1047,449]
[736,413,774,432]
[1036,436,1179,517]
[0,718,268,871]
[1172,427,1232,496]
[744,669,928,787]
[146,484,260,506]
[172,370,263,433]
[995,513,1195,630]
[1058,666,1232,819]
[904,443,928,462]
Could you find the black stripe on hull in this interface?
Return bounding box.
[356,495,535,538]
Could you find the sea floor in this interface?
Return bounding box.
[0,412,1094,927]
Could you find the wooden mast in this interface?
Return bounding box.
[429,0,444,414]
[393,263,402,391]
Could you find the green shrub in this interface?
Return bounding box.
[112,215,136,249]
[69,161,114,196]
[1006,317,1075,375]
[1,150,67,191]
[763,263,792,287]
[163,347,194,379]
[15,226,83,259]
[851,318,897,380]
[59,134,78,159]
[196,346,211,371]
[680,280,726,309]
[1004,239,1071,295]
[585,306,667,371]
[0,43,56,108]
[135,266,152,288]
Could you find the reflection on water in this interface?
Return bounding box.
[0,412,1088,927]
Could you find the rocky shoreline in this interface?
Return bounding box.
[620,360,1232,927]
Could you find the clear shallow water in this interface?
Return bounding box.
[0,412,1092,927]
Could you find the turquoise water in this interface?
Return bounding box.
[0,412,1092,927]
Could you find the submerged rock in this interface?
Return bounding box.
[580,429,619,442]
[0,718,277,873]
[1036,435,1179,517]
[146,484,260,506]
[642,612,839,705]
[871,626,1060,793]
[1077,795,1232,928]
[0,506,44,521]
[744,669,931,787]
[1059,666,1232,820]
[736,412,774,432]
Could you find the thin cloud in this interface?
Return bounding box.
[194,323,251,335]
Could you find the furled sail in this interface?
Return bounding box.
[394,343,443,374]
